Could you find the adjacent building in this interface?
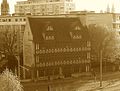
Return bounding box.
[23,17,91,79]
[15,0,75,15]
[0,16,26,76]
[0,16,26,53]
[113,13,120,32]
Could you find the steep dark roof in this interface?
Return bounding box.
[28,17,89,45]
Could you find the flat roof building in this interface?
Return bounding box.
[15,0,75,15]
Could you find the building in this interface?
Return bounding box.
[23,17,91,79]
[1,0,9,16]
[0,16,26,77]
[0,16,26,53]
[15,0,75,15]
[113,13,120,32]
[0,11,117,79]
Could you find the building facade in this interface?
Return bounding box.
[15,0,75,15]
[113,13,120,32]
[0,16,26,53]
[23,17,91,79]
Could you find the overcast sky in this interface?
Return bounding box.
[0,0,120,14]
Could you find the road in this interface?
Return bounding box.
[22,72,120,91]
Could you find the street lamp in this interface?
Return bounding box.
[100,49,103,88]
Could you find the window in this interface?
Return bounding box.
[15,19,18,22]
[24,18,26,21]
[46,25,53,31]
[36,43,39,50]
[113,24,116,28]
[20,18,22,21]
[70,32,82,39]
[8,19,11,22]
[75,26,81,30]
[76,48,79,52]
[55,49,57,53]
[51,49,54,53]
[78,48,81,51]
[45,36,55,40]
[73,35,82,39]
[42,49,45,54]
[46,62,49,67]
[63,48,66,52]
[70,48,73,52]
[66,48,69,52]
[119,25,120,28]
[119,16,120,20]
[70,60,72,64]
[73,48,76,52]
[40,50,42,54]
[87,52,90,59]
[87,41,91,47]
[36,56,39,63]
[2,19,6,22]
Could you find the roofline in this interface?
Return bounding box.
[0,15,26,18]
[27,15,80,19]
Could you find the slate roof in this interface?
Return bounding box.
[28,17,90,49]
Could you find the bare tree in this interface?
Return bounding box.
[0,30,18,72]
[88,24,120,71]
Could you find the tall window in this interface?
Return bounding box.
[36,56,39,63]
[87,52,90,59]
[87,41,91,47]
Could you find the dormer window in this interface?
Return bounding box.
[73,35,82,39]
[42,33,55,40]
[75,26,81,30]
[46,36,55,40]
[46,25,53,31]
[69,32,82,39]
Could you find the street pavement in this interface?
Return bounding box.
[22,72,120,91]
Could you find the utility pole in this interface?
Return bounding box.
[100,49,103,88]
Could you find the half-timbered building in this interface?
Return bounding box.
[23,17,91,79]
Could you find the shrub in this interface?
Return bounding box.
[0,68,23,91]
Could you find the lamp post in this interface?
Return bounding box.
[100,49,103,88]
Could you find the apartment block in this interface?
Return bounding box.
[15,0,75,15]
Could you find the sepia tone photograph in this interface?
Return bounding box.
[0,0,120,91]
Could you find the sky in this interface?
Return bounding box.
[0,0,120,14]
[75,0,120,13]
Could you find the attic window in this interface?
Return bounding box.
[42,33,55,40]
[46,25,53,31]
[75,26,81,30]
[46,36,55,40]
[70,32,82,39]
